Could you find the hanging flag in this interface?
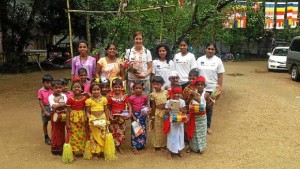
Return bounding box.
[265,2,275,29]
[287,2,294,27]
[276,2,286,29]
[222,1,247,28]
[235,1,247,28]
[291,2,299,28]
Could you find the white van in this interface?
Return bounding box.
[286,36,300,81]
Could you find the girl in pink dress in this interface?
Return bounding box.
[128,80,148,154]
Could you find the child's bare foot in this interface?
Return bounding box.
[167,152,172,160]
[92,154,99,160]
[132,148,139,155]
[179,151,184,159]
[207,128,213,135]
[186,147,191,153]
[161,147,166,152]
[117,147,124,154]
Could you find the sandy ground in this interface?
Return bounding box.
[0,61,300,169]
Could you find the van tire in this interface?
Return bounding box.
[291,66,299,81]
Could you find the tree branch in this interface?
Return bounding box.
[175,0,234,45]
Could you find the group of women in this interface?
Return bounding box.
[71,31,224,138]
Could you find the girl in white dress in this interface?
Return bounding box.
[165,84,186,159]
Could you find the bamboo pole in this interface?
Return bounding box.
[66,0,74,59]
[67,5,176,14]
[159,9,164,43]
[86,0,91,48]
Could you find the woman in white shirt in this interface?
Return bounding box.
[125,31,153,96]
[173,38,197,89]
[152,44,174,90]
[197,43,225,134]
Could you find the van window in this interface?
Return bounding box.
[290,39,300,52]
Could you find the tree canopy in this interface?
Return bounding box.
[1,0,300,72]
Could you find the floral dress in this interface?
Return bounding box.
[108,95,129,146]
[85,97,108,154]
[66,96,87,152]
[150,90,168,148]
[129,94,148,149]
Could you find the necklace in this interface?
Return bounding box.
[91,96,102,102]
[112,94,125,103]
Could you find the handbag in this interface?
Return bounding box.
[131,120,143,137]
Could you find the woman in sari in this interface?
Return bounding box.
[96,43,124,80]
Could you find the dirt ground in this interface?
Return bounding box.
[0,61,300,169]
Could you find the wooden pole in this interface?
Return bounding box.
[86,0,91,49]
[67,5,176,14]
[160,8,164,43]
[66,0,74,59]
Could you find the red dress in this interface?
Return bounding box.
[108,95,129,146]
[66,97,87,152]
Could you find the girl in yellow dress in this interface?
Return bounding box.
[85,82,110,159]
[150,76,168,152]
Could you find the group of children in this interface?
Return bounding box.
[37,67,219,161]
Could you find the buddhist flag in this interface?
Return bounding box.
[222,1,247,28]
[265,2,275,29]
[287,2,294,27]
[235,1,247,28]
[292,2,299,28]
[276,2,286,29]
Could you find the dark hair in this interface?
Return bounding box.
[179,38,190,46]
[78,68,87,75]
[89,82,101,93]
[133,80,144,89]
[42,74,53,82]
[106,43,117,50]
[60,78,68,85]
[172,84,181,89]
[152,76,165,84]
[133,31,143,39]
[205,43,218,52]
[155,44,171,64]
[100,79,110,88]
[188,68,199,77]
[51,80,63,87]
[71,81,84,91]
[105,43,117,56]
[112,78,123,87]
[78,40,89,47]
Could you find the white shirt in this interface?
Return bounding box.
[152,59,174,89]
[197,55,225,92]
[125,47,152,80]
[48,93,67,110]
[173,52,197,85]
